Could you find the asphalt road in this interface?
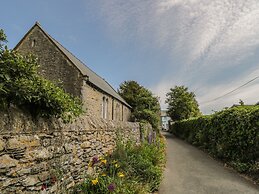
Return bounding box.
[159,132,259,194]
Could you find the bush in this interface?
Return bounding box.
[170,106,259,176]
[111,138,166,192]
[0,47,83,122]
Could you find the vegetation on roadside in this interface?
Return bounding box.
[0,29,83,122]
[118,80,161,130]
[166,85,201,121]
[73,136,166,193]
[170,106,259,182]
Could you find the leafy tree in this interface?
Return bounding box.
[165,85,201,121]
[0,29,82,122]
[118,81,160,129]
[0,29,7,50]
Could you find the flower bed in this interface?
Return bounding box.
[72,135,166,194]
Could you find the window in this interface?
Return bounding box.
[116,104,120,121]
[106,98,108,119]
[102,96,108,119]
[31,39,36,48]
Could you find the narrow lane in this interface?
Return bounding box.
[159,132,259,194]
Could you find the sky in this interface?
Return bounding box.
[1,0,259,114]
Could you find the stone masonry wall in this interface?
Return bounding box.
[82,83,131,121]
[16,25,84,98]
[0,107,140,194]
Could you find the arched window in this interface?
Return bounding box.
[102,96,109,119]
[102,97,105,119]
[116,104,120,121]
[105,98,108,119]
[31,39,36,48]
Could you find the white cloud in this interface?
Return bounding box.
[89,0,259,114]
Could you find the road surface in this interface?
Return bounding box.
[159,132,259,194]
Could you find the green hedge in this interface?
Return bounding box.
[170,106,259,175]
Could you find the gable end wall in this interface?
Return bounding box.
[15,25,131,120]
[15,25,84,98]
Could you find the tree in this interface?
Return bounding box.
[165,85,201,121]
[118,81,160,129]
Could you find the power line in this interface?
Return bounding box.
[201,75,259,104]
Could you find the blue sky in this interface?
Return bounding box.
[1,0,259,114]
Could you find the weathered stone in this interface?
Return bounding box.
[80,141,91,149]
[49,183,58,193]
[2,178,18,187]
[26,148,52,161]
[7,136,40,150]
[65,181,74,190]
[0,155,18,169]
[6,138,25,150]
[17,168,31,176]
[23,175,40,186]
[0,138,5,151]
[37,171,49,182]
[63,144,71,154]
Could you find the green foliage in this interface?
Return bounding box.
[170,106,259,175]
[74,175,147,194]
[111,138,166,192]
[73,155,147,194]
[0,29,7,50]
[74,137,166,193]
[0,29,82,122]
[118,80,161,130]
[166,85,201,121]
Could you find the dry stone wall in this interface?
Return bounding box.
[0,107,140,193]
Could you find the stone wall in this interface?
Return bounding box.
[82,83,131,121]
[0,107,140,194]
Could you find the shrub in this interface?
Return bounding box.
[110,137,166,192]
[0,47,83,122]
[170,106,259,177]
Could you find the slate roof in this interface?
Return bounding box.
[15,22,131,108]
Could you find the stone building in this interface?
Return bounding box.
[161,110,171,131]
[15,22,131,121]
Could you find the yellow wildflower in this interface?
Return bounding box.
[101,159,107,165]
[115,163,120,168]
[91,178,98,185]
[88,162,93,167]
[101,173,107,177]
[117,172,125,178]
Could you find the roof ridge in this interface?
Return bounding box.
[28,22,130,108]
[49,34,103,78]
[51,37,123,99]
[46,34,128,102]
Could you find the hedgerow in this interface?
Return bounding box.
[0,31,83,122]
[170,106,259,179]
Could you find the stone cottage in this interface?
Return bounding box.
[14,22,131,121]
